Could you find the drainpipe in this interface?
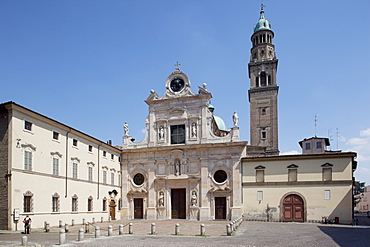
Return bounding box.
[65,129,71,198]
[97,144,101,199]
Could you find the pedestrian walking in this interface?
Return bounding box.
[23,215,31,234]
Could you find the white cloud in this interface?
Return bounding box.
[344,128,370,184]
[360,128,370,137]
[280,150,300,155]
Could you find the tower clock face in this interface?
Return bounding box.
[170,77,185,92]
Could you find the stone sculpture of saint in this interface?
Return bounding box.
[124,122,129,136]
[191,191,197,206]
[191,123,197,137]
[174,159,181,176]
[158,191,164,207]
[232,111,239,127]
[159,126,164,140]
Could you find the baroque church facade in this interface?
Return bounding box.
[0,6,357,230]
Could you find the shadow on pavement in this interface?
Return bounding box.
[317,225,370,247]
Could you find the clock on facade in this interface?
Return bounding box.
[170,77,185,92]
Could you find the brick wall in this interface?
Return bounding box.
[0,106,9,229]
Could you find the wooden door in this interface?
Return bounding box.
[134,198,143,219]
[171,189,186,219]
[283,194,304,222]
[215,197,227,219]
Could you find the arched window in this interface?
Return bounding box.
[72,194,78,212]
[260,72,267,86]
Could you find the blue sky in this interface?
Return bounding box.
[1,0,369,185]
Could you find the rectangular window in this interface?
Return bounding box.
[111,154,114,160]
[111,172,114,185]
[73,139,78,147]
[88,145,93,152]
[88,198,93,212]
[103,170,107,184]
[288,169,297,182]
[324,190,331,200]
[88,167,93,181]
[53,157,59,175]
[72,162,78,179]
[257,191,263,201]
[322,168,332,181]
[24,150,32,171]
[316,141,322,149]
[256,170,265,182]
[305,142,311,150]
[261,130,267,140]
[53,131,59,140]
[24,196,31,212]
[103,151,106,157]
[72,198,78,212]
[171,125,186,144]
[24,121,32,131]
[103,199,107,211]
[52,197,59,212]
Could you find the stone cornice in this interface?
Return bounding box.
[242,180,352,187]
[242,152,357,162]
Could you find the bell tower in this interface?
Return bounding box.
[248,5,279,155]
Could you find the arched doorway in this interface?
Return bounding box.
[282,194,304,222]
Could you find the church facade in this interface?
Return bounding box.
[0,6,357,230]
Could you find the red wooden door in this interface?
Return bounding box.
[283,194,304,222]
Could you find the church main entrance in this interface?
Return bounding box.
[282,194,304,222]
[215,197,226,219]
[134,198,143,219]
[171,189,186,219]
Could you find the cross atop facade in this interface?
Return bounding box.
[174,61,181,70]
[261,3,266,11]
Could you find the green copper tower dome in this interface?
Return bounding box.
[253,5,272,33]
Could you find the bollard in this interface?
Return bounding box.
[78,228,84,241]
[200,224,205,236]
[129,222,133,234]
[101,216,104,223]
[175,223,180,235]
[109,216,112,222]
[226,224,231,236]
[65,223,69,233]
[85,222,90,233]
[59,220,63,228]
[92,217,95,224]
[82,218,86,225]
[59,229,66,245]
[151,223,156,235]
[95,226,100,238]
[21,236,27,246]
[71,219,75,226]
[45,222,50,232]
[108,225,113,236]
[119,224,124,235]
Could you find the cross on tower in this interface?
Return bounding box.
[174,61,181,70]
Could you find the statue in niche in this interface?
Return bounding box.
[232,111,239,127]
[191,191,197,206]
[159,126,164,140]
[174,159,181,176]
[124,122,129,136]
[158,191,164,207]
[191,122,197,138]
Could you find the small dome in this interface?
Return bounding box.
[214,116,227,131]
[254,7,272,33]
